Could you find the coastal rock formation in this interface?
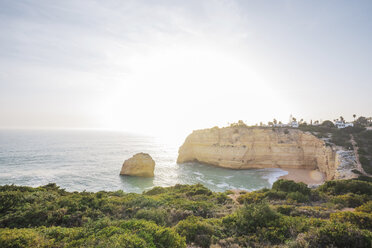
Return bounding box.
[177,126,358,180]
[120,153,155,177]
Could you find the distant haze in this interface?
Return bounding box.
[1,0,371,140]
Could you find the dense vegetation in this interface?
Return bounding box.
[354,130,372,174]
[1,179,372,247]
[298,124,372,174]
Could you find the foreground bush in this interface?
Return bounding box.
[272,179,311,196]
[175,216,222,248]
[330,211,372,230]
[0,219,186,248]
[236,192,265,204]
[0,180,372,247]
[222,203,280,236]
[0,228,47,248]
[297,222,372,248]
[331,193,368,208]
[318,180,372,196]
[356,201,372,213]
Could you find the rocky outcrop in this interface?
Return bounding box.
[120,153,155,177]
[177,126,359,180]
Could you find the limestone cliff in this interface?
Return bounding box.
[177,127,358,180]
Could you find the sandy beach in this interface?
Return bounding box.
[279,168,325,185]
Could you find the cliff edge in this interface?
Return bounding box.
[177,126,359,180]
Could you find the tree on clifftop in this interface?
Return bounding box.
[322,120,334,128]
[355,116,368,126]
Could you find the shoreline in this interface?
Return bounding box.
[279,168,325,185]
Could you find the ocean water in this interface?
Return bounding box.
[0,130,287,193]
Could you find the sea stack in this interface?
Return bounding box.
[120,153,155,177]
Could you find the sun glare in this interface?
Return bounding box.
[99,44,291,139]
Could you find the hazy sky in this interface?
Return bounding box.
[1,0,371,138]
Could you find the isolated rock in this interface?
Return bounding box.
[120,153,155,177]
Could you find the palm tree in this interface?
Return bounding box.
[340,116,344,123]
[353,114,356,121]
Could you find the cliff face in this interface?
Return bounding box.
[177,127,358,180]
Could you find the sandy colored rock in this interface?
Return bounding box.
[177,126,359,181]
[120,153,155,177]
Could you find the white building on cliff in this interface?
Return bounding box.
[291,121,299,128]
[335,121,354,129]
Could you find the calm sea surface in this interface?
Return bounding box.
[0,130,287,193]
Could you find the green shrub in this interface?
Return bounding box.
[184,184,212,197]
[175,216,222,248]
[304,221,372,248]
[259,215,315,244]
[321,120,335,128]
[360,156,372,174]
[356,201,372,213]
[3,182,372,247]
[286,192,309,203]
[272,179,310,196]
[330,211,372,230]
[144,186,167,195]
[0,228,47,248]
[39,226,82,244]
[331,130,352,148]
[0,191,26,214]
[222,203,279,235]
[119,219,186,248]
[290,206,330,219]
[215,192,230,204]
[358,148,368,156]
[265,190,287,200]
[223,205,319,244]
[276,205,294,215]
[237,192,265,204]
[352,169,363,175]
[356,176,372,183]
[318,180,372,196]
[331,193,368,208]
[134,208,168,226]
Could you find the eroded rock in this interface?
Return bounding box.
[120,153,155,177]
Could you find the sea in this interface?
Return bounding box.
[0,130,288,193]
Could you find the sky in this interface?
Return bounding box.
[0,0,371,139]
